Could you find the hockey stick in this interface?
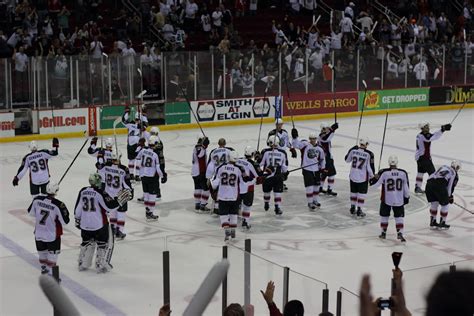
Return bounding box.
[113,116,121,155]
[136,89,147,138]
[377,104,390,171]
[257,76,275,151]
[58,132,88,185]
[356,80,368,145]
[39,275,80,316]
[454,202,474,215]
[450,96,468,125]
[286,161,320,174]
[284,75,295,128]
[46,61,56,133]
[170,81,207,137]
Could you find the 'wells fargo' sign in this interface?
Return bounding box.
[284,91,358,116]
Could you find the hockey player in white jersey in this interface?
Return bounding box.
[319,122,339,196]
[370,155,410,242]
[206,138,234,215]
[236,146,261,230]
[122,106,142,181]
[291,128,326,211]
[345,138,375,217]
[192,134,211,212]
[74,173,131,273]
[267,118,296,191]
[136,136,166,220]
[88,137,114,169]
[415,122,451,194]
[98,151,133,239]
[260,135,288,215]
[13,138,59,198]
[27,181,70,275]
[211,151,246,241]
[425,161,460,229]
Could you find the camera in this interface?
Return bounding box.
[377,298,393,310]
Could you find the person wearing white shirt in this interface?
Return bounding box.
[212,7,223,29]
[159,0,171,16]
[330,30,342,50]
[90,37,103,60]
[122,42,136,67]
[13,46,29,101]
[413,59,428,84]
[340,15,354,44]
[162,23,175,41]
[344,2,355,19]
[184,0,198,31]
[201,11,211,33]
[357,13,373,33]
[309,47,323,73]
[307,28,318,49]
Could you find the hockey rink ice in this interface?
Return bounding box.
[1,109,473,316]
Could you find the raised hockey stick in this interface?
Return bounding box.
[136,89,147,138]
[284,75,295,128]
[377,104,390,171]
[39,275,80,316]
[257,76,275,151]
[454,201,474,215]
[113,116,121,155]
[58,131,88,185]
[450,96,468,125]
[356,80,368,145]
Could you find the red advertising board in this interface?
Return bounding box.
[284,91,359,116]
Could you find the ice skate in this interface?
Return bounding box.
[414,186,424,194]
[350,205,356,215]
[308,203,316,211]
[437,220,450,229]
[379,231,386,239]
[115,230,126,240]
[146,210,159,221]
[264,202,269,211]
[242,220,251,231]
[274,206,283,215]
[356,207,366,218]
[430,218,438,228]
[326,189,337,196]
[397,232,406,242]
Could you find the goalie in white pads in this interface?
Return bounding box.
[211,151,246,242]
[74,173,131,273]
[136,135,166,220]
[27,181,70,275]
[425,161,460,229]
[13,138,59,198]
[192,134,211,212]
[260,135,288,215]
[88,137,114,169]
[370,155,410,242]
[98,151,133,239]
[345,138,375,217]
[291,128,326,211]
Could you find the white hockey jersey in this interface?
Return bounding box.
[74,186,120,231]
[428,165,458,196]
[211,163,246,201]
[206,147,232,178]
[345,146,375,183]
[372,168,410,207]
[415,130,443,160]
[16,149,58,185]
[135,147,164,178]
[122,112,141,145]
[88,145,113,166]
[27,195,70,242]
[267,128,291,150]
[192,144,207,177]
[292,138,326,172]
[236,158,259,193]
[259,148,288,178]
[98,162,132,198]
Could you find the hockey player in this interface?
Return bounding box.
[192,134,211,212]
[260,135,288,215]
[27,181,70,275]
[415,122,452,194]
[88,137,114,169]
[98,151,133,239]
[319,122,339,196]
[74,173,131,273]
[370,155,410,242]
[136,136,166,220]
[425,161,460,229]
[206,138,234,215]
[13,138,59,198]
[267,118,296,191]
[344,138,375,217]
[122,106,142,181]
[291,128,326,211]
[236,146,261,230]
[211,151,246,241]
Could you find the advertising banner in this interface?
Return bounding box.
[39,108,89,134]
[190,96,276,123]
[429,85,474,106]
[359,88,429,110]
[0,112,15,137]
[283,91,358,116]
[88,106,97,136]
[165,102,190,124]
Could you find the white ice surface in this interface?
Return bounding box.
[1,109,473,316]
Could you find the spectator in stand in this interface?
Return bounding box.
[241,68,255,96]
[153,6,166,29]
[223,303,245,316]
[114,9,128,40]
[218,35,230,55]
[222,5,233,29]
[230,30,243,49]
[261,281,305,316]
[90,35,103,60]
[357,12,374,35]
[235,0,245,17]
[212,6,223,33]
[249,0,258,16]
[413,57,429,85]
[345,2,355,20]
[184,0,198,33]
[159,0,171,17]
[127,13,141,39]
[162,19,175,42]
[57,5,70,35]
[122,40,137,68]
[201,8,212,34]
[13,46,29,101]
[340,13,354,46]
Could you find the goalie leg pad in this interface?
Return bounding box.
[78,241,96,271]
[105,224,115,269]
[95,242,110,273]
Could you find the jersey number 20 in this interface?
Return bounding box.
[387,178,403,191]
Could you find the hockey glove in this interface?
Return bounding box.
[52,137,59,148]
[291,128,299,139]
[202,137,210,147]
[75,218,81,229]
[331,122,339,130]
[91,137,98,146]
[441,124,452,132]
[404,197,410,205]
[256,176,265,185]
[282,171,289,181]
[254,151,262,162]
[449,195,454,204]
[290,148,297,158]
[116,189,132,206]
[12,176,19,186]
[161,173,168,184]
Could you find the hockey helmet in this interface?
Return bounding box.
[388,155,398,167]
[275,118,284,125]
[451,160,461,171]
[111,150,122,161]
[309,132,318,139]
[29,141,38,152]
[149,135,160,147]
[418,122,429,130]
[89,173,102,188]
[359,137,369,147]
[267,135,280,147]
[320,122,330,131]
[105,137,114,149]
[150,126,160,135]
[46,181,59,195]
[229,150,239,162]
[244,146,256,157]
